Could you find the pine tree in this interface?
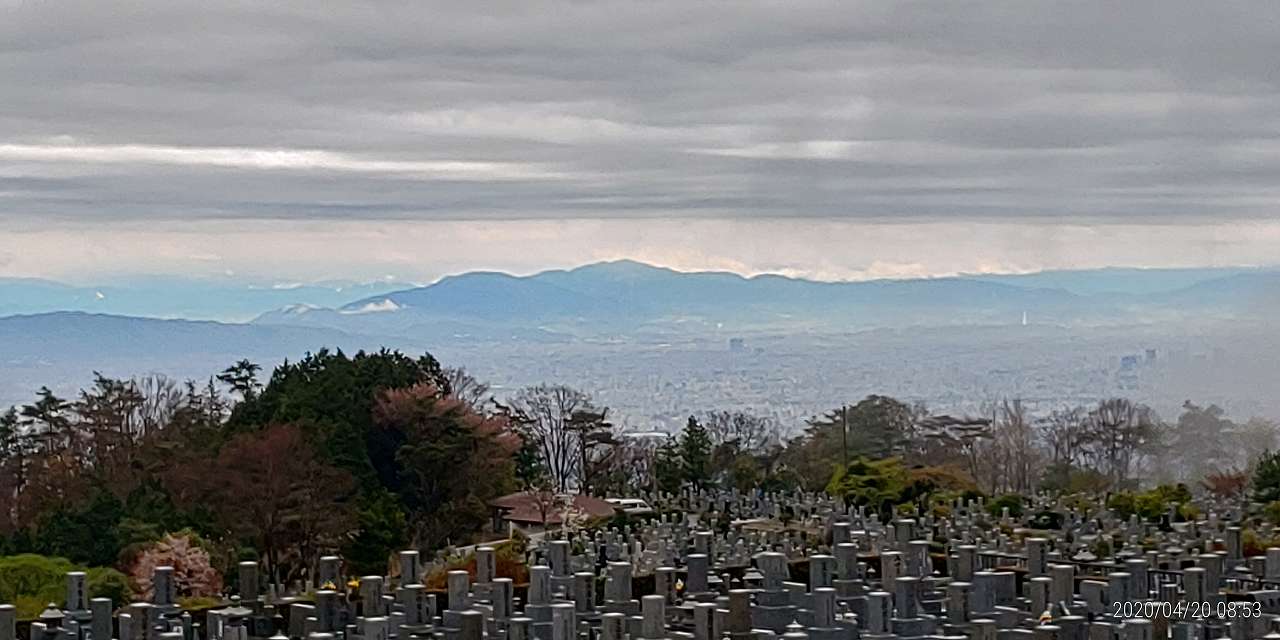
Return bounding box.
[1253,449,1280,503]
[679,416,713,489]
[654,439,683,494]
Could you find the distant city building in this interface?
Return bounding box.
[1145,348,1157,364]
[1117,354,1140,390]
[729,337,745,352]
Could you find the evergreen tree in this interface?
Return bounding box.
[514,429,549,490]
[679,416,713,489]
[0,407,20,461]
[1254,449,1280,503]
[654,438,683,494]
[216,360,262,401]
[21,387,72,453]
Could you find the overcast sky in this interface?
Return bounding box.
[3,1,1279,282]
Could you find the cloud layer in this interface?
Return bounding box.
[1,1,1278,277]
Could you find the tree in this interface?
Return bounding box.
[217,360,262,401]
[700,410,781,483]
[21,387,72,454]
[1040,407,1088,468]
[373,384,519,550]
[228,348,450,488]
[592,438,661,496]
[987,399,1038,494]
[1165,402,1237,483]
[565,409,616,495]
[678,416,713,489]
[445,367,491,412]
[201,423,357,584]
[785,395,917,490]
[0,408,31,529]
[654,438,683,495]
[914,414,992,488]
[1253,449,1280,503]
[1083,398,1160,490]
[826,457,909,519]
[126,532,223,600]
[513,430,550,490]
[509,385,595,492]
[702,411,780,455]
[74,374,145,469]
[1202,469,1249,505]
[1240,418,1280,465]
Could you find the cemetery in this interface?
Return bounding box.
[6,488,1280,640]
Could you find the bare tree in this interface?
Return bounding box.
[967,399,1038,494]
[999,399,1038,494]
[136,374,184,438]
[915,414,992,484]
[1083,398,1160,490]
[509,385,596,492]
[700,410,781,454]
[444,367,491,411]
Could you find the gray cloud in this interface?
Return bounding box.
[2,0,1279,230]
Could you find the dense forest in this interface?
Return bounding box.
[2,348,1278,617]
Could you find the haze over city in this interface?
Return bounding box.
[1,1,1278,429]
[8,5,1280,637]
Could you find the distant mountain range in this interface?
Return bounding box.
[0,311,432,408]
[251,260,1279,337]
[1,261,1276,414]
[0,276,411,322]
[3,262,1276,345]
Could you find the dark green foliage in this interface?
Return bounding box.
[85,566,130,606]
[229,348,449,490]
[787,395,919,490]
[514,430,549,490]
[986,493,1026,518]
[1039,462,1110,495]
[343,490,408,576]
[1107,483,1192,520]
[216,360,262,401]
[827,457,909,518]
[654,439,683,494]
[1029,510,1064,530]
[1254,450,1280,503]
[678,416,713,489]
[0,554,127,619]
[31,490,125,567]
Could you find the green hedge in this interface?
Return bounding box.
[0,554,129,620]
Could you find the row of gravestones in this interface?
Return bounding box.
[9,490,1280,640]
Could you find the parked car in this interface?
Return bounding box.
[605,497,656,517]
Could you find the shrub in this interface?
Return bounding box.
[1029,510,1064,530]
[86,567,130,605]
[986,494,1025,519]
[0,554,128,620]
[1108,484,1192,521]
[1107,492,1137,519]
[424,542,530,589]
